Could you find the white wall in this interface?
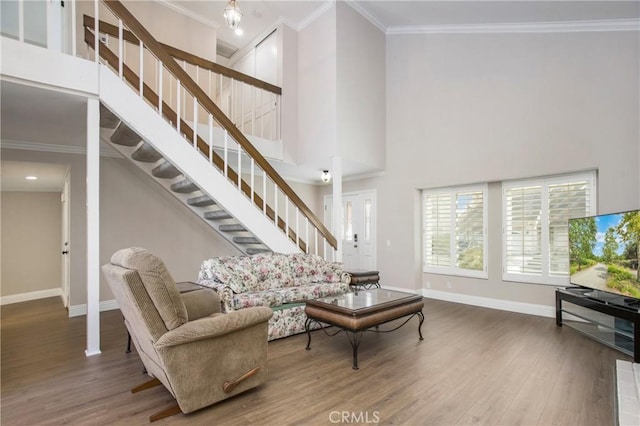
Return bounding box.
[297,5,337,168]
[1,191,62,296]
[280,24,299,165]
[326,29,639,310]
[75,0,216,62]
[296,2,386,174]
[336,2,386,172]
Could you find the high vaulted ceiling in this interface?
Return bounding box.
[2,1,639,190]
[161,0,640,53]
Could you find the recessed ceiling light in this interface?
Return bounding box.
[25,176,38,180]
[235,28,243,36]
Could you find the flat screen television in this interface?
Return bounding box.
[569,209,640,308]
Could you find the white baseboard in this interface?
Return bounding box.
[0,288,63,305]
[379,284,417,294]
[421,289,556,318]
[69,299,119,317]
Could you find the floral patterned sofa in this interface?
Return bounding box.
[196,252,350,340]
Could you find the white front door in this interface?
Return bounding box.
[325,190,377,270]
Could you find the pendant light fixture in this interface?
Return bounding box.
[224,0,243,30]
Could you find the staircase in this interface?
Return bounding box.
[99,104,271,255]
[90,0,337,259]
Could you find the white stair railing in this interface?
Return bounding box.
[83,0,337,260]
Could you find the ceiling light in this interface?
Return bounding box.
[235,28,243,36]
[224,0,242,30]
[321,170,331,183]
[25,176,38,180]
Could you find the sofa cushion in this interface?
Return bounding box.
[322,262,345,283]
[288,253,344,285]
[251,253,293,290]
[230,290,285,310]
[288,253,324,285]
[230,281,349,310]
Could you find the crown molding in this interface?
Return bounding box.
[344,0,386,33]
[386,18,640,35]
[297,0,336,32]
[1,139,121,158]
[153,0,219,29]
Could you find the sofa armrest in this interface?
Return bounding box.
[181,288,220,320]
[154,306,273,348]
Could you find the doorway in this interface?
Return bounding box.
[324,190,377,270]
[61,170,71,308]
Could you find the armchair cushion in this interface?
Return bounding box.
[111,247,187,330]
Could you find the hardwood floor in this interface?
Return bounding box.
[1,296,628,425]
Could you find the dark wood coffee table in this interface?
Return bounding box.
[304,289,424,369]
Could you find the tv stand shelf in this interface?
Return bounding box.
[556,288,640,362]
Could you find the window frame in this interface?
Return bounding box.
[422,184,489,279]
[502,171,597,286]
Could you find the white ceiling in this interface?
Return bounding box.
[0,81,87,192]
[0,81,87,146]
[352,1,640,28]
[1,161,69,192]
[2,1,638,191]
[164,0,640,51]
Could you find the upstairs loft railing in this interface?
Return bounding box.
[1,0,279,142]
[84,0,337,258]
[82,15,281,143]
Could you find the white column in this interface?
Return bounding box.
[331,156,342,262]
[86,97,101,357]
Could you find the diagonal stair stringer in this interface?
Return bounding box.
[98,65,299,255]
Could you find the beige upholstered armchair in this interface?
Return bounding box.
[102,247,273,422]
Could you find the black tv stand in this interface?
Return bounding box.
[624,298,640,308]
[556,287,640,362]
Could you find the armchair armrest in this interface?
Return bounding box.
[154,306,273,349]
[181,288,220,320]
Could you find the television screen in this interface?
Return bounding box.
[569,210,640,301]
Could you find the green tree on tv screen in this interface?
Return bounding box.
[569,216,597,268]
[616,211,640,281]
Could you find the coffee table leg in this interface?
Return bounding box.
[346,331,363,370]
[305,317,313,350]
[417,311,425,340]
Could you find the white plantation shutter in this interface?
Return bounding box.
[424,192,451,268]
[548,179,593,276]
[456,191,485,271]
[504,185,543,276]
[503,172,596,285]
[423,185,487,278]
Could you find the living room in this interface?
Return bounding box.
[1,0,639,424]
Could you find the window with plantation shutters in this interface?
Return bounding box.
[502,172,596,285]
[423,185,488,278]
